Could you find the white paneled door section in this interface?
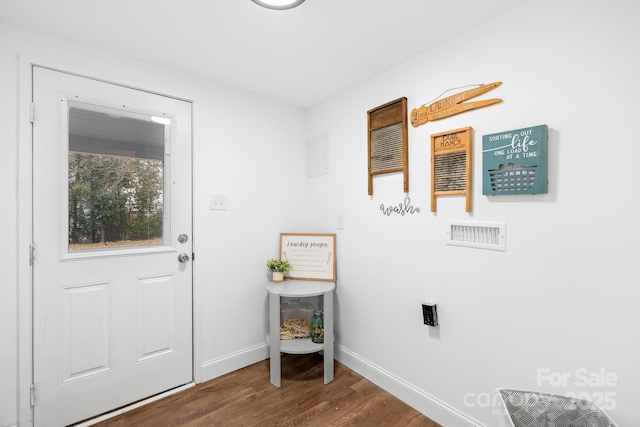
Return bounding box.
[61,282,111,382]
[32,66,193,427]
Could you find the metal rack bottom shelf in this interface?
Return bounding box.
[266,333,335,354]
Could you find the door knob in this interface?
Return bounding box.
[178,253,190,263]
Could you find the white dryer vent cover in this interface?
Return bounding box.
[446,220,506,251]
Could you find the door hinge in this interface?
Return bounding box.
[30,384,35,407]
[29,102,35,123]
[29,244,35,266]
[192,252,195,262]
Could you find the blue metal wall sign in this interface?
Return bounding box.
[482,124,548,195]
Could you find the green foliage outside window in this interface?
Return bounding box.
[68,153,164,248]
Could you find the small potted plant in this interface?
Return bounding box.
[266,258,292,283]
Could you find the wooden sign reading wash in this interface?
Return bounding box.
[411,82,502,127]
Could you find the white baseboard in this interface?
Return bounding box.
[200,343,269,382]
[335,345,485,427]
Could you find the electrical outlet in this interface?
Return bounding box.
[422,303,438,327]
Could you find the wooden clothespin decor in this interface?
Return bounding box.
[411,82,502,127]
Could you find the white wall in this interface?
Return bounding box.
[0,23,21,427]
[307,0,639,426]
[2,0,639,426]
[0,23,310,427]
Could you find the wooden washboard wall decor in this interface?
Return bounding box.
[367,97,408,195]
[431,127,473,212]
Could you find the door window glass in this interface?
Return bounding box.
[68,102,167,251]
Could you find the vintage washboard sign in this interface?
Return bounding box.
[367,97,408,195]
[431,127,472,212]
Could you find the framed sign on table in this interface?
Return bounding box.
[280,233,336,281]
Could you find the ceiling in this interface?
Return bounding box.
[0,0,531,109]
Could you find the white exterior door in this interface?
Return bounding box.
[32,66,193,426]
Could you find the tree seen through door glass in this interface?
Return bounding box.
[68,105,166,251]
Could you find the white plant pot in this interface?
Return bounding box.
[272,271,284,282]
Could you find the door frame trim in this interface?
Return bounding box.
[17,55,201,426]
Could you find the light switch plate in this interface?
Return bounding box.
[210,193,228,210]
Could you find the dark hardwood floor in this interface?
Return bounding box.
[91,353,441,426]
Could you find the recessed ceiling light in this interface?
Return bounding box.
[251,0,305,10]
